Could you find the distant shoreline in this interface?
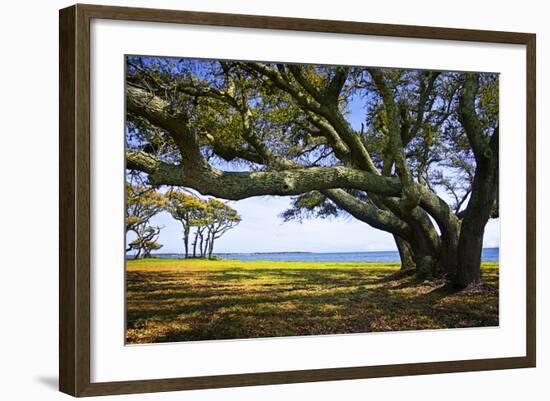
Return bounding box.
[152,247,499,256]
[129,248,499,263]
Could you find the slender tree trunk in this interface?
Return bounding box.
[199,232,204,257]
[183,225,190,258]
[208,236,215,259]
[192,230,199,258]
[203,236,209,258]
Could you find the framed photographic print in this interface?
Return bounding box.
[59,4,536,397]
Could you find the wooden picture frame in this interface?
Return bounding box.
[59,3,536,397]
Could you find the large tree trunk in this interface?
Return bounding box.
[455,149,498,289]
[438,237,459,279]
[410,242,437,279]
[455,189,497,288]
[400,209,441,279]
[396,230,457,281]
[394,235,415,270]
[455,221,484,288]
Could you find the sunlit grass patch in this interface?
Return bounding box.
[126,259,498,344]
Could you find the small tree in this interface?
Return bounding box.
[191,208,210,258]
[193,224,207,258]
[126,182,166,259]
[166,190,208,258]
[127,226,162,259]
[204,199,242,258]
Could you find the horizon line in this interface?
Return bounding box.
[147,247,500,256]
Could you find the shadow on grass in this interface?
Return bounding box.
[126,265,499,344]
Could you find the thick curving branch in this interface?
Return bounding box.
[126,150,402,200]
[418,185,460,243]
[323,189,412,239]
[325,66,350,103]
[368,69,420,210]
[458,74,493,162]
[246,63,379,173]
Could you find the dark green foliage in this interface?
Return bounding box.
[280,191,339,222]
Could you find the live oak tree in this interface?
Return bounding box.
[203,198,242,259]
[127,226,162,259]
[165,189,241,258]
[192,219,208,258]
[125,57,498,288]
[125,182,166,259]
[165,189,208,258]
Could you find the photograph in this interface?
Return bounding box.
[124,56,500,344]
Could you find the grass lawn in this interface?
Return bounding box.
[126,259,499,344]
